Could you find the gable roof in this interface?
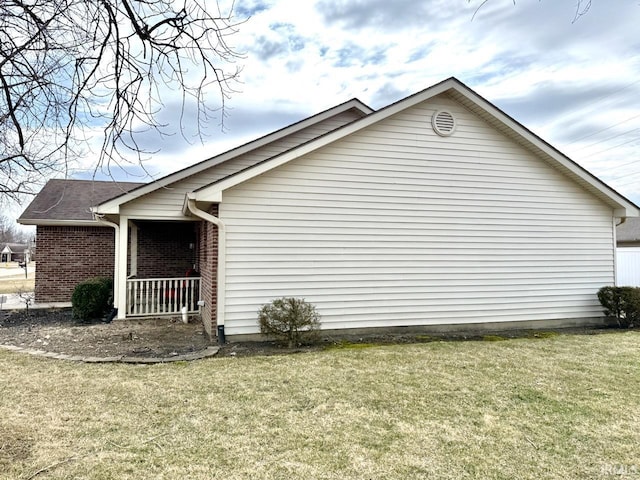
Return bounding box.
[22,78,640,223]
[191,77,639,218]
[1,243,28,253]
[95,98,373,214]
[18,179,145,226]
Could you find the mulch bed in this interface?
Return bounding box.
[0,308,211,358]
[0,307,630,360]
[0,308,323,359]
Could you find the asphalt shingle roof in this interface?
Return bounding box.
[1,243,28,251]
[18,179,145,222]
[617,217,640,243]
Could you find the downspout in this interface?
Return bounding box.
[186,197,226,344]
[613,217,626,287]
[94,214,120,320]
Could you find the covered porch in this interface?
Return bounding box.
[113,219,203,318]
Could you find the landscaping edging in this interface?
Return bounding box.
[0,344,220,363]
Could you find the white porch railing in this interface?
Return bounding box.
[126,277,201,316]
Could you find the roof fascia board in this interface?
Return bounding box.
[17,219,105,227]
[91,204,118,215]
[182,191,221,216]
[127,215,198,222]
[94,99,374,214]
[615,208,633,217]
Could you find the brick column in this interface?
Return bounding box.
[197,205,219,338]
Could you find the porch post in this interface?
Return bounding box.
[116,215,129,320]
[129,221,138,277]
[112,223,120,310]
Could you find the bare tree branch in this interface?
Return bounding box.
[571,0,592,23]
[0,0,244,202]
[469,0,594,23]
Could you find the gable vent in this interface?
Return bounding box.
[432,110,456,136]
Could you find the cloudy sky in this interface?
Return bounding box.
[11,0,640,223]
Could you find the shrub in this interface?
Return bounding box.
[598,287,624,319]
[72,277,113,321]
[620,287,640,328]
[597,286,640,328]
[258,297,320,348]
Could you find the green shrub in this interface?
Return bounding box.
[598,286,624,319]
[258,297,320,348]
[597,286,640,328]
[71,277,113,321]
[620,287,640,328]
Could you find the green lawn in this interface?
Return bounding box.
[1,331,639,479]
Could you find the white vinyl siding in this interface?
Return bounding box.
[220,95,614,335]
[119,110,363,217]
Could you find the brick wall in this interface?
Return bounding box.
[135,221,198,278]
[35,225,115,303]
[36,221,210,312]
[198,206,218,337]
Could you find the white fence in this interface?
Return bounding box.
[617,248,640,286]
[126,277,201,316]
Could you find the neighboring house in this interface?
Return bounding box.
[1,243,32,263]
[19,78,640,341]
[616,217,640,286]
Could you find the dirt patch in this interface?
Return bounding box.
[0,423,34,467]
[0,308,211,358]
[0,308,440,359]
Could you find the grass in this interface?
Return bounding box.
[325,340,378,350]
[0,263,35,295]
[481,334,507,342]
[0,276,35,295]
[1,331,640,479]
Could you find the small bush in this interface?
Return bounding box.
[258,297,320,348]
[598,287,624,319]
[620,287,640,328]
[72,277,113,321]
[597,286,640,328]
